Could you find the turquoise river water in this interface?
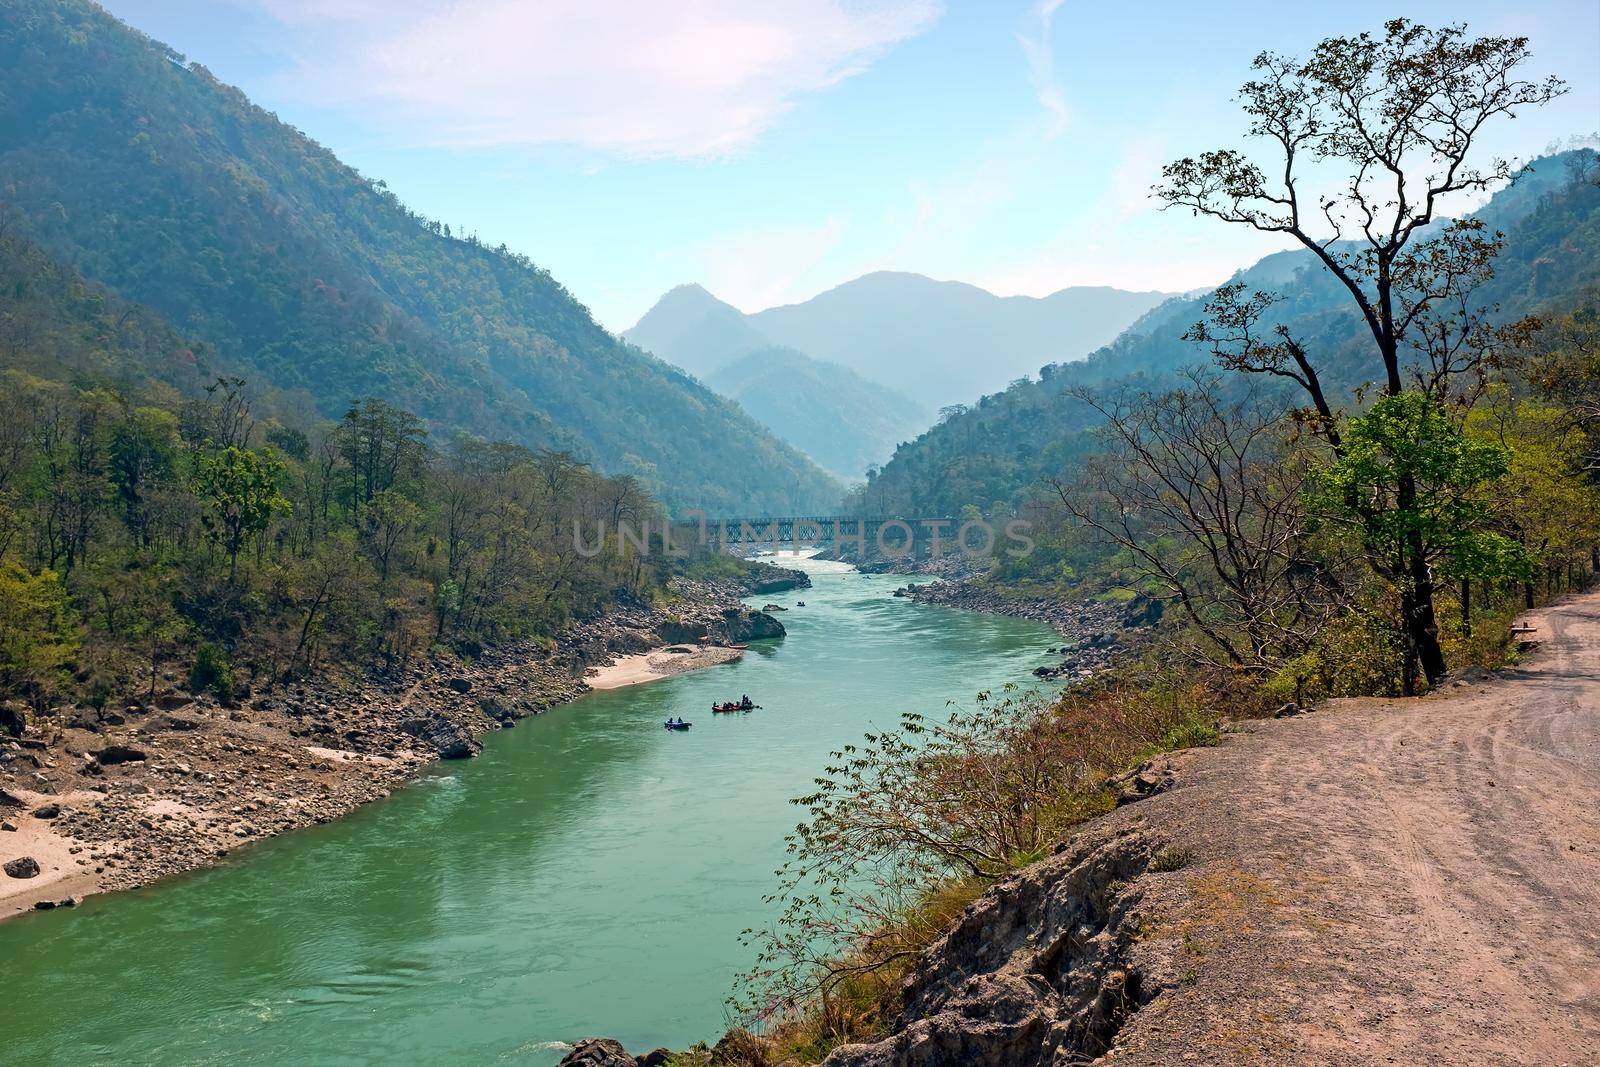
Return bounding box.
[0,555,1060,1065]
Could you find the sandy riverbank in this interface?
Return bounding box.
[586,645,745,689]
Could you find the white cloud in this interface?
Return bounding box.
[253,0,941,158]
[1017,0,1069,139]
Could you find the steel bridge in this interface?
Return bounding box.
[671,516,959,546]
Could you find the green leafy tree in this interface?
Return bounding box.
[108,406,180,545]
[0,561,79,708]
[1308,393,1531,689]
[193,446,290,580]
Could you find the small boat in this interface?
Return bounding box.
[723,643,749,651]
[711,703,746,713]
[663,719,692,731]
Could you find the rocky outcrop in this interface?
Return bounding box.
[822,828,1166,1067]
[741,561,813,595]
[570,826,1177,1067]
[717,608,785,643]
[559,1039,638,1066]
[901,581,1146,683]
[657,608,786,646]
[400,714,482,760]
[92,744,147,766]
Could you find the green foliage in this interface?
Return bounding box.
[193,446,290,578]
[0,335,737,706]
[1308,393,1531,585]
[187,642,232,702]
[0,561,78,706]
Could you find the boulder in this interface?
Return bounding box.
[0,701,26,737]
[93,744,148,766]
[745,568,811,595]
[1108,757,1176,808]
[717,610,786,643]
[657,618,710,645]
[637,1051,673,1067]
[559,1038,637,1067]
[4,856,40,878]
[606,629,656,654]
[0,788,24,808]
[445,677,473,694]
[32,803,61,819]
[399,715,482,760]
[1120,595,1165,629]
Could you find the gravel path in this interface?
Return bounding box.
[1116,590,1600,1064]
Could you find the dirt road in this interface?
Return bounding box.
[1116,591,1600,1064]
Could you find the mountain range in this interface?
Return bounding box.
[625,274,1170,479]
[0,0,840,514]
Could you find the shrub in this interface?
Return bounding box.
[188,643,234,701]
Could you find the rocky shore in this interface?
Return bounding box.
[896,579,1160,682]
[0,570,799,919]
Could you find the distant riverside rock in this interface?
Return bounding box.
[399,715,482,760]
[4,856,40,879]
[558,1039,637,1066]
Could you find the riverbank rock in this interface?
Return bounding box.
[744,565,812,595]
[657,618,709,645]
[399,715,481,760]
[559,1038,637,1066]
[820,828,1163,1067]
[4,856,40,878]
[717,609,785,643]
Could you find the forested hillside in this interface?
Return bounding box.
[850,151,1600,517]
[0,0,839,514]
[0,215,707,714]
[707,347,928,481]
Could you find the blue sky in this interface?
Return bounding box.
[102,1,1600,331]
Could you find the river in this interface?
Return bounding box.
[0,555,1061,1065]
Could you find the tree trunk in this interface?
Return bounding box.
[1397,474,1446,689]
[1460,577,1472,639]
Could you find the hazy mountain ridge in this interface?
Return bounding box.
[630,272,1173,410]
[625,272,1170,479]
[0,0,840,513]
[707,347,930,481]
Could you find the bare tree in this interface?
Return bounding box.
[1156,20,1565,685]
[1052,371,1341,671]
